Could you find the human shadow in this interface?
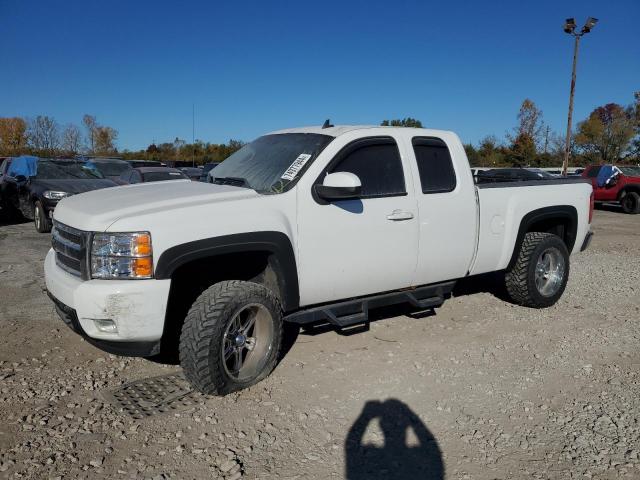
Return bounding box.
[345,399,444,480]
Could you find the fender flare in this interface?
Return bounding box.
[154,231,299,311]
[507,205,578,270]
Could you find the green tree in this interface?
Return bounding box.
[575,103,635,163]
[380,118,423,128]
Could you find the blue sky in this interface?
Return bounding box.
[1,0,638,150]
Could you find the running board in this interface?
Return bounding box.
[285,281,455,329]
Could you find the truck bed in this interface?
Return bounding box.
[469,177,592,276]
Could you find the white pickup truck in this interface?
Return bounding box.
[44,125,594,395]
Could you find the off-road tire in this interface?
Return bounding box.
[505,232,569,308]
[620,192,640,214]
[179,280,283,395]
[34,201,51,233]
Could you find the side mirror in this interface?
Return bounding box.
[314,172,362,201]
[14,175,27,183]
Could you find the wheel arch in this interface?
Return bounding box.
[155,231,299,312]
[617,184,640,201]
[507,205,578,271]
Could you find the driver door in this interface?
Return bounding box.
[296,135,419,306]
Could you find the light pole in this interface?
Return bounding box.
[562,17,598,176]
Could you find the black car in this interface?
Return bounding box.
[1,156,117,233]
[201,162,220,182]
[117,166,190,184]
[85,158,132,181]
[179,167,204,181]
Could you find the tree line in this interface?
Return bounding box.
[1,93,638,167]
[462,92,639,167]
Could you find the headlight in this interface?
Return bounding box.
[90,232,153,279]
[43,191,70,200]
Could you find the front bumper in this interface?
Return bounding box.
[47,292,161,356]
[44,249,171,356]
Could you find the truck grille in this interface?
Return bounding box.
[52,221,90,279]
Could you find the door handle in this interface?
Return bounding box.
[386,210,414,221]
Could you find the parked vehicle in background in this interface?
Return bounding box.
[0,157,15,217]
[582,164,640,214]
[117,166,189,184]
[124,159,167,168]
[85,158,132,181]
[1,156,117,232]
[201,162,220,182]
[476,167,555,183]
[179,167,204,181]
[45,124,594,395]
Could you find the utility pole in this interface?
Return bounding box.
[562,17,598,176]
[544,125,549,154]
[192,103,195,167]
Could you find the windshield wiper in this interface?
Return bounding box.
[213,177,252,189]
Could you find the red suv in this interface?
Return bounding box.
[582,164,640,214]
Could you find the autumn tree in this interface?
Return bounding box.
[381,118,423,127]
[575,103,635,162]
[93,126,118,155]
[61,124,82,155]
[82,114,98,153]
[28,115,60,155]
[628,91,640,159]
[0,117,28,154]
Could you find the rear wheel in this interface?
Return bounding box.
[34,201,51,233]
[620,192,640,214]
[505,232,569,308]
[179,280,283,395]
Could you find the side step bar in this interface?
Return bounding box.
[285,281,456,328]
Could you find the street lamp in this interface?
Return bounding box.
[562,17,598,176]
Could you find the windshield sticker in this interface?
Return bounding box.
[281,153,312,181]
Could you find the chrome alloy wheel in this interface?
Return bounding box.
[534,247,566,297]
[34,204,41,230]
[222,304,274,381]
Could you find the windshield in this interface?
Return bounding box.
[90,161,131,176]
[211,133,334,193]
[619,166,640,176]
[143,171,187,182]
[35,161,104,180]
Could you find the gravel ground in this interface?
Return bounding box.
[0,206,639,480]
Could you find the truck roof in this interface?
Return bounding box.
[268,125,455,138]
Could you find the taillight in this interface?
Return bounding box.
[588,191,594,223]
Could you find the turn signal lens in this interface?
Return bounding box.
[134,234,152,256]
[132,257,153,277]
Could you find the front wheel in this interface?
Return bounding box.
[34,201,51,233]
[620,192,640,214]
[505,232,570,308]
[179,280,283,395]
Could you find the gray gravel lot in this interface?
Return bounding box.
[0,207,639,479]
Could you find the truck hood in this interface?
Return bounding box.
[53,179,258,231]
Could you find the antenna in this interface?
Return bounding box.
[322,119,333,129]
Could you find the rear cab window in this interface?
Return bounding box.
[411,137,457,193]
[586,166,602,178]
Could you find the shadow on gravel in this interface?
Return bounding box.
[452,271,511,302]
[0,210,29,228]
[345,399,444,480]
[595,202,624,213]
